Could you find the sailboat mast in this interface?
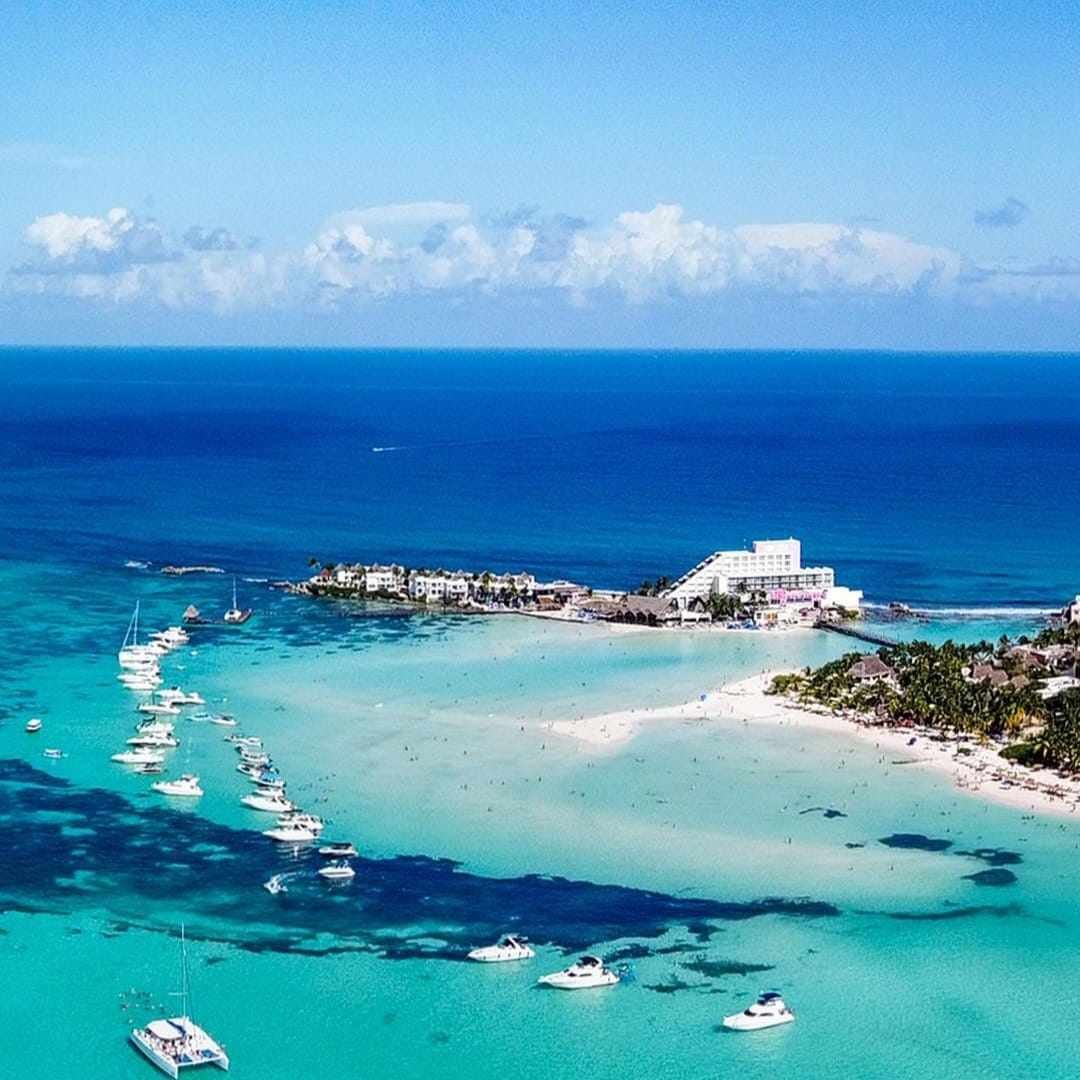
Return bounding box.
[232,576,238,609]
[180,922,190,1018]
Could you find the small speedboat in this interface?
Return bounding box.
[317,860,355,881]
[722,991,796,1031]
[43,748,65,760]
[468,935,535,963]
[227,735,262,748]
[250,773,285,790]
[157,689,205,706]
[152,773,204,798]
[135,762,164,775]
[208,715,237,727]
[238,750,270,766]
[137,719,175,734]
[537,955,619,990]
[240,792,295,813]
[25,718,42,733]
[112,749,167,765]
[263,874,288,895]
[318,843,357,858]
[263,823,318,843]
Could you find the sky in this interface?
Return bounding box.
[2,0,1080,349]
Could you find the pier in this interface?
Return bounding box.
[814,620,898,649]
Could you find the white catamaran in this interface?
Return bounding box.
[130,926,230,1077]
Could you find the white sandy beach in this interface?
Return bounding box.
[551,671,1080,819]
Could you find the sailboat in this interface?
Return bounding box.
[129,925,230,1077]
[222,578,252,625]
[120,601,167,668]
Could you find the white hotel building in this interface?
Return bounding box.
[664,538,861,611]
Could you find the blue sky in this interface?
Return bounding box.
[3,0,1080,348]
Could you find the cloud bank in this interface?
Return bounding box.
[7,201,1079,326]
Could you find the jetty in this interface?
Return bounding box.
[814,620,898,648]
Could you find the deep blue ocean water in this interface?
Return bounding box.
[3,347,1079,604]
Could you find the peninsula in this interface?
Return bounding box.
[294,537,865,630]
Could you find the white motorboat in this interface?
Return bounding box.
[135,762,165,775]
[129,925,229,1078]
[722,991,795,1031]
[230,736,262,748]
[25,718,42,733]
[43,747,65,760]
[152,774,204,798]
[208,715,237,727]
[238,750,270,766]
[317,860,355,881]
[128,733,180,748]
[112,749,167,765]
[263,874,288,895]
[139,702,182,716]
[263,823,318,843]
[467,935,535,963]
[318,843,357,858]
[124,678,161,692]
[151,627,190,647]
[240,792,295,813]
[537,955,619,990]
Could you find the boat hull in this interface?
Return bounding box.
[722,1012,795,1031]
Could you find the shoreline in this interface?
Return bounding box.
[551,671,1080,819]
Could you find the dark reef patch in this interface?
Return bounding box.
[799,807,847,819]
[0,760,839,960]
[681,958,775,978]
[956,848,1023,867]
[878,833,953,852]
[963,869,1018,887]
[881,904,1025,921]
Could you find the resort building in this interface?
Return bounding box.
[664,538,861,612]
[408,571,471,604]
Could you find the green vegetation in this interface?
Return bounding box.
[769,636,1080,775]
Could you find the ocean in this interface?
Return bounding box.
[2,348,1079,1079]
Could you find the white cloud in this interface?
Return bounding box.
[327,201,471,231]
[8,201,1080,315]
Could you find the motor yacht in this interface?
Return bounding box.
[112,748,167,765]
[238,751,270,767]
[722,991,795,1031]
[152,774,204,798]
[151,627,190,647]
[262,822,318,843]
[240,792,295,813]
[208,715,237,727]
[537,955,619,990]
[135,762,165,775]
[318,843,358,858]
[139,702,182,716]
[129,926,229,1078]
[277,812,324,833]
[123,678,161,692]
[251,775,286,791]
[467,936,535,963]
[137,719,175,734]
[227,736,261,748]
[43,748,65,760]
[317,860,355,881]
[128,733,180,748]
[158,689,205,706]
[25,718,42,733]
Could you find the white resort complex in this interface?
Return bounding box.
[305,537,862,629]
[664,538,862,613]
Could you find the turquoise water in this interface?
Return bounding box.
[3,350,1080,1078]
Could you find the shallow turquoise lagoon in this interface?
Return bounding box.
[2,570,1078,1080]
